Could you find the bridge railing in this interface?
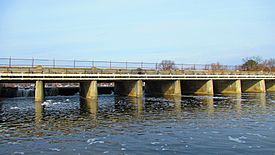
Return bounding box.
[1,57,274,75]
[0,57,238,70]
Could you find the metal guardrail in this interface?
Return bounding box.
[1,73,274,81]
[0,57,238,71]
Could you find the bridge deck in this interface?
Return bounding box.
[0,73,275,82]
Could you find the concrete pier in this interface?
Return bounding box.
[35,80,45,102]
[80,81,98,99]
[181,80,214,95]
[241,80,266,93]
[265,80,275,92]
[213,80,241,94]
[114,80,143,97]
[145,80,181,96]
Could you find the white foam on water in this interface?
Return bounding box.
[10,107,19,110]
[103,151,109,154]
[239,136,248,139]
[87,138,105,145]
[8,142,19,145]
[246,133,266,138]
[49,148,61,152]
[14,152,24,154]
[161,145,168,151]
[121,148,126,151]
[42,101,51,106]
[228,136,246,143]
[87,138,97,143]
[151,142,160,145]
[211,131,220,134]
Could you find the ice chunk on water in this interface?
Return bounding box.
[87,138,104,145]
[14,152,24,155]
[42,101,50,106]
[246,133,266,138]
[151,142,160,145]
[49,148,61,151]
[10,107,19,110]
[211,131,220,134]
[228,136,246,143]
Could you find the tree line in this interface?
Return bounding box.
[157,57,275,71]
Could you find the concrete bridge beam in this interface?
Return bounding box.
[114,80,143,97]
[181,80,214,95]
[145,80,181,96]
[35,80,45,102]
[265,80,275,92]
[80,81,98,99]
[213,80,241,94]
[241,79,266,93]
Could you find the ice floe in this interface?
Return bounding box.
[49,148,61,151]
[228,136,246,143]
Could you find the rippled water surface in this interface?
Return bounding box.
[0,93,275,155]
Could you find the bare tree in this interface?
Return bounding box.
[210,62,226,70]
[264,58,275,67]
[158,60,176,70]
[262,58,275,71]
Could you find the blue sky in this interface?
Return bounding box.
[0,0,274,65]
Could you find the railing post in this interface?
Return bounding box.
[109,61,112,69]
[73,59,76,68]
[126,61,128,70]
[32,58,34,67]
[92,60,94,68]
[9,57,11,67]
[155,63,158,70]
[53,59,55,68]
[141,62,143,69]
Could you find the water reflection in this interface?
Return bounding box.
[80,98,98,119]
[255,93,266,112]
[35,101,43,126]
[201,96,214,115]
[164,96,182,115]
[0,94,274,155]
[233,94,242,115]
[130,97,144,118]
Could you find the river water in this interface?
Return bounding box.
[0,93,274,155]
